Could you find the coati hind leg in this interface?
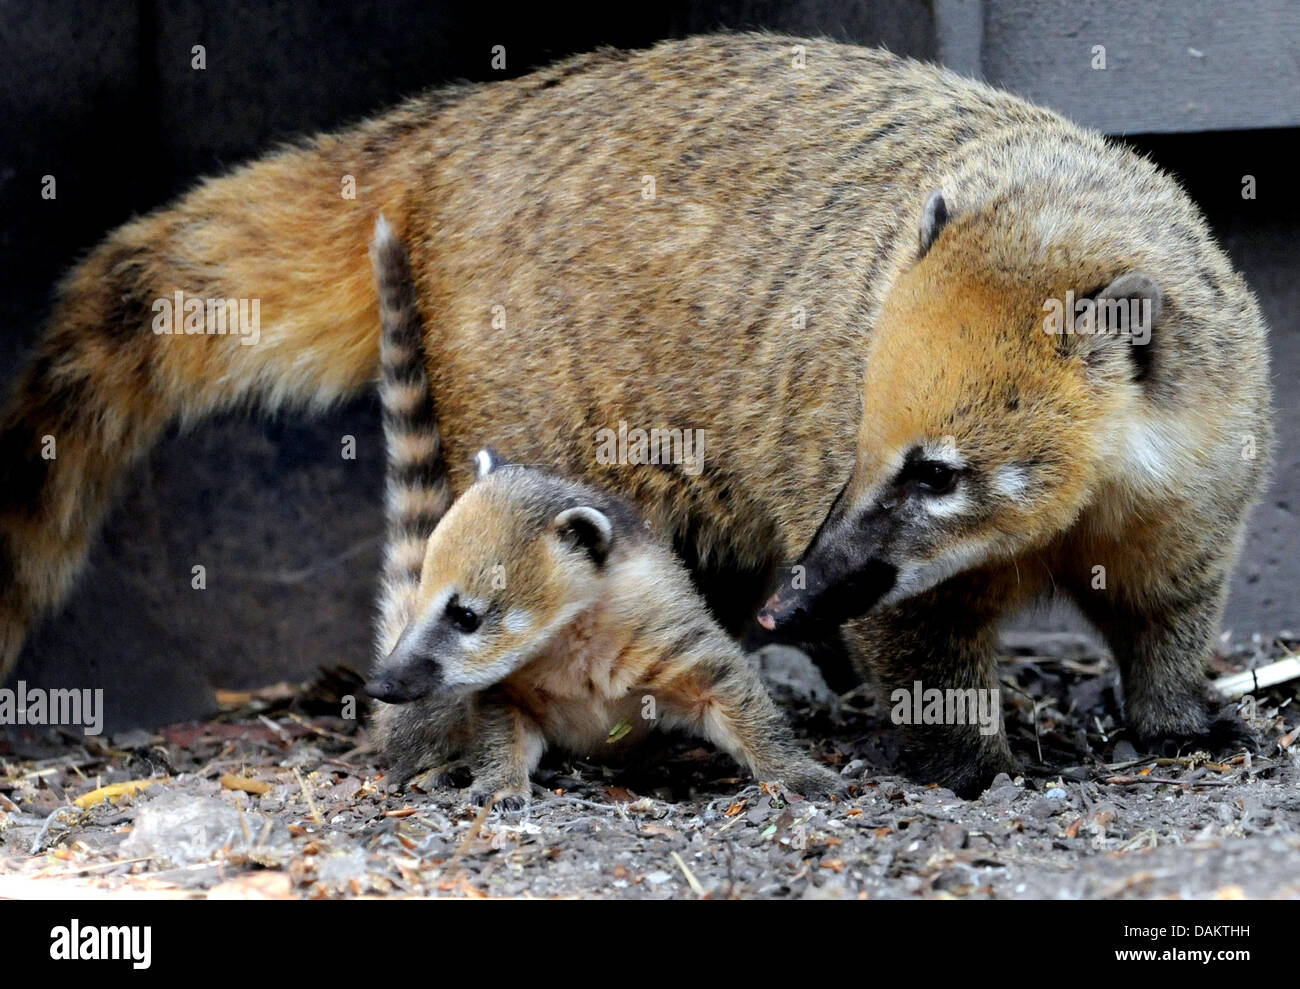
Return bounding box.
[661,649,846,798]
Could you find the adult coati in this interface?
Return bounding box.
[0,35,1272,795]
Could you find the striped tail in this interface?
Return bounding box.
[369,217,452,657]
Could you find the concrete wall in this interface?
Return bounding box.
[2,1,1295,729]
[942,0,1300,133]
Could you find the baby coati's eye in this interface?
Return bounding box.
[901,459,957,494]
[445,597,481,633]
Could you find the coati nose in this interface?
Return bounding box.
[758,591,808,633]
[365,675,414,704]
[759,559,900,633]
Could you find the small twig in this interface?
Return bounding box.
[1105,774,1235,787]
[1002,681,1043,764]
[1212,653,1300,699]
[31,805,86,855]
[293,767,324,826]
[285,713,355,745]
[196,742,241,778]
[444,799,494,873]
[258,715,292,745]
[671,851,706,896]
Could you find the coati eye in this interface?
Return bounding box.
[917,462,956,492]
[445,598,481,633]
[901,460,958,494]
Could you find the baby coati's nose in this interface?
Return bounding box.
[365,675,415,704]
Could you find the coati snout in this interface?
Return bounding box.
[365,623,445,703]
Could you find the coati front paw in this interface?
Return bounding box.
[916,748,1020,800]
[765,761,851,800]
[468,784,530,812]
[1136,712,1259,758]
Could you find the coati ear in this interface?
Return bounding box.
[552,506,613,566]
[1073,271,1163,383]
[918,190,951,257]
[474,447,502,479]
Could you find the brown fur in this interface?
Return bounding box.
[1,34,1272,795]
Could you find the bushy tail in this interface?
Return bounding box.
[0,135,412,680]
[370,217,452,658]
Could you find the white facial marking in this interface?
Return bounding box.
[877,534,996,608]
[851,447,907,515]
[920,488,971,518]
[991,465,1031,502]
[503,610,534,636]
[1117,415,1183,489]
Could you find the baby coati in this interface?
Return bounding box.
[364,219,841,807]
[1,35,1272,796]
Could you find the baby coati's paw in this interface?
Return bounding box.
[767,760,850,800]
[468,784,530,812]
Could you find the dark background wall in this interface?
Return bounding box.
[1,1,1296,729]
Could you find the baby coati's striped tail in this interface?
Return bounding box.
[370,217,452,657]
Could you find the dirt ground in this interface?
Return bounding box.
[2,631,1298,900]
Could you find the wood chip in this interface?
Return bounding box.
[220,774,271,796]
[73,778,164,809]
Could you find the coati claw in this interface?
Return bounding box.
[469,788,530,812]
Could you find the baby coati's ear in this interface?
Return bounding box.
[551,506,613,566]
[474,447,504,479]
[917,190,951,258]
[1073,271,1163,383]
